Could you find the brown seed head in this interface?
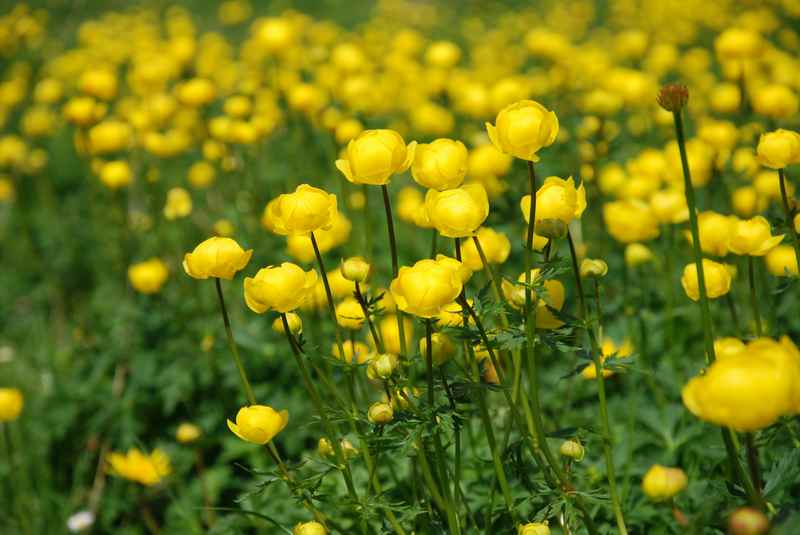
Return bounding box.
[657,83,689,112]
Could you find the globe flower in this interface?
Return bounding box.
[367,401,394,425]
[79,68,117,100]
[284,212,352,263]
[731,186,765,218]
[244,263,318,313]
[396,186,425,224]
[521,176,586,238]
[459,227,511,271]
[108,448,171,486]
[517,522,550,535]
[486,100,559,161]
[685,211,735,257]
[559,440,585,461]
[649,189,689,224]
[63,96,106,127]
[714,28,763,61]
[419,332,455,365]
[227,405,289,444]
[580,258,608,279]
[765,245,798,277]
[163,187,192,220]
[293,521,326,535]
[378,315,414,354]
[128,258,169,294]
[188,161,216,188]
[625,243,654,267]
[98,160,133,190]
[333,340,371,364]
[272,312,303,336]
[642,465,688,501]
[264,184,338,236]
[87,120,131,155]
[411,138,468,191]
[0,388,23,422]
[367,353,400,380]
[425,183,490,238]
[582,338,634,379]
[752,85,798,120]
[335,297,366,330]
[728,508,770,535]
[176,422,202,444]
[682,338,800,431]
[603,200,660,243]
[756,129,800,169]
[335,129,416,185]
[727,216,784,256]
[468,144,512,181]
[502,269,565,329]
[184,237,252,280]
[714,337,747,360]
[390,256,470,318]
[681,259,732,301]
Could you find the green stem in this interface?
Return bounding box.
[265,443,328,527]
[381,184,408,356]
[355,282,384,353]
[744,433,763,492]
[778,168,800,275]
[747,256,763,336]
[566,231,628,535]
[310,232,346,363]
[214,278,255,405]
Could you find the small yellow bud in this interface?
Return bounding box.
[367,401,394,425]
[517,522,550,535]
[580,259,608,279]
[642,464,688,501]
[317,437,334,458]
[728,507,769,535]
[559,439,585,461]
[367,353,399,380]
[624,243,654,267]
[176,423,202,444]
[0,388,24,422]
[293,521,326,535]
[341,257,370,283]
[272,312,303,335]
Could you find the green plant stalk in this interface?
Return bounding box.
[214,278,256,405]
[778,168,800,274]
[566,230,628,535]
[381,184,408,356]
[744,433,763,492]
[354,282,384,353]
[522,161,598,535]
[279,314,362,510]
[747,256,763,336]
[265,444,328,527]
[671,109,764,508]
[310,232,347,363]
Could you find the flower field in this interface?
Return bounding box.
[2,0,800,533]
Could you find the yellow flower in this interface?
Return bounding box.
[335,297,365,330]
[714,28,763,60]
[468,144,512,180]
[254,17,295,54]
[486,100,559,161]
[752,85,798,120]
[714,337,747,360]
[335,129,416,185]
[176,78,217,107]
[128,258,169,294]
[367,401,394,425]
[264,184,338,236]
[681,259,732,301]
[341,257,370,283]
[272,312,303,336]
[396,186,424,224]
[98,160,132,190]
[378,315,414,354]
[682,337,800,431]
[163,187,192,220]
[624,243,654,267]
[0,388,23,422]
[284,212,352,263]
[559,440,585,461]
[727,216,784,256]
[244,263,317,313]
[411,138,468,191]
[390,256,469,318]
[521,176,586,238]
[603,200,659,243]
[0,177,14,202]
[293,521,326,535]
[502,269,565,329]
[425,183,490,238]
[87,120,131,155]
[183,237,253,280]
[176,423,202,444]
[642,465,688,501]
[686,211,735,257]
[419,332,455,366]
[188,161,216,188]
[108,448,171,486]
[63,96,106,127]
[332,340,371,364]
[79,68,117,100]
[731,186,765,218]
[582,338,633,379]
[367,353,400,380]
[756,129,800,169]
[765,245,799,277]
[649,189,689,224]
[517,522,550,535]
[580,258,608,279]
[227,405,289,445]
[459,227,511,271]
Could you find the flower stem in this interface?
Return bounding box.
[744,433,763,492]
[747,256,763,336]
[567,230,628,535]
[214,277,255,405]
[355,282,384,353]
[310,232,346,362]
[265,443,328,527]
[381,184,408,356]
[778,168,800,273]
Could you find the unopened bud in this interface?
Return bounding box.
[580,258,608,279]
[535,218,568,240]
[272,312,303,335]
[728,507,769,535]
[657,83,689,112]
[367,353,399,380]
[517,522,550,535]
[559,439,585,461]
[367,401,394,425]
[419,333,455,366]
[293,521,326,535]
[341,256,370,283]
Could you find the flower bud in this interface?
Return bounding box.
[728,507,769,535]
[293,521,326,535]
[535,219,568,240]
[367,401,394,425]
[756,129,800,170]
[766,245,799,277]
[176,423,202,444]
[642,464,688,501]
[335,129,416,185]
[580,259,608,279]
[411,138,468,191]
[518,522,550,535]
[419,332,455,366]
[335,297,366,330]
[367,353,399,380]
[184,237,252,281]
[624,243,653,267]
[227,405,289,445]
[341,257,370,283]
[681,259,732,301]
[559,439,585,461]
[0,388,23,422]
[486,100,559,162]
[657,83,688,112]
[425,184,490,238]
[272,312,303,336]
[317,437,334,457]
[128,258,169,295]
[264,184,338,236]
[245,263,317,313]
